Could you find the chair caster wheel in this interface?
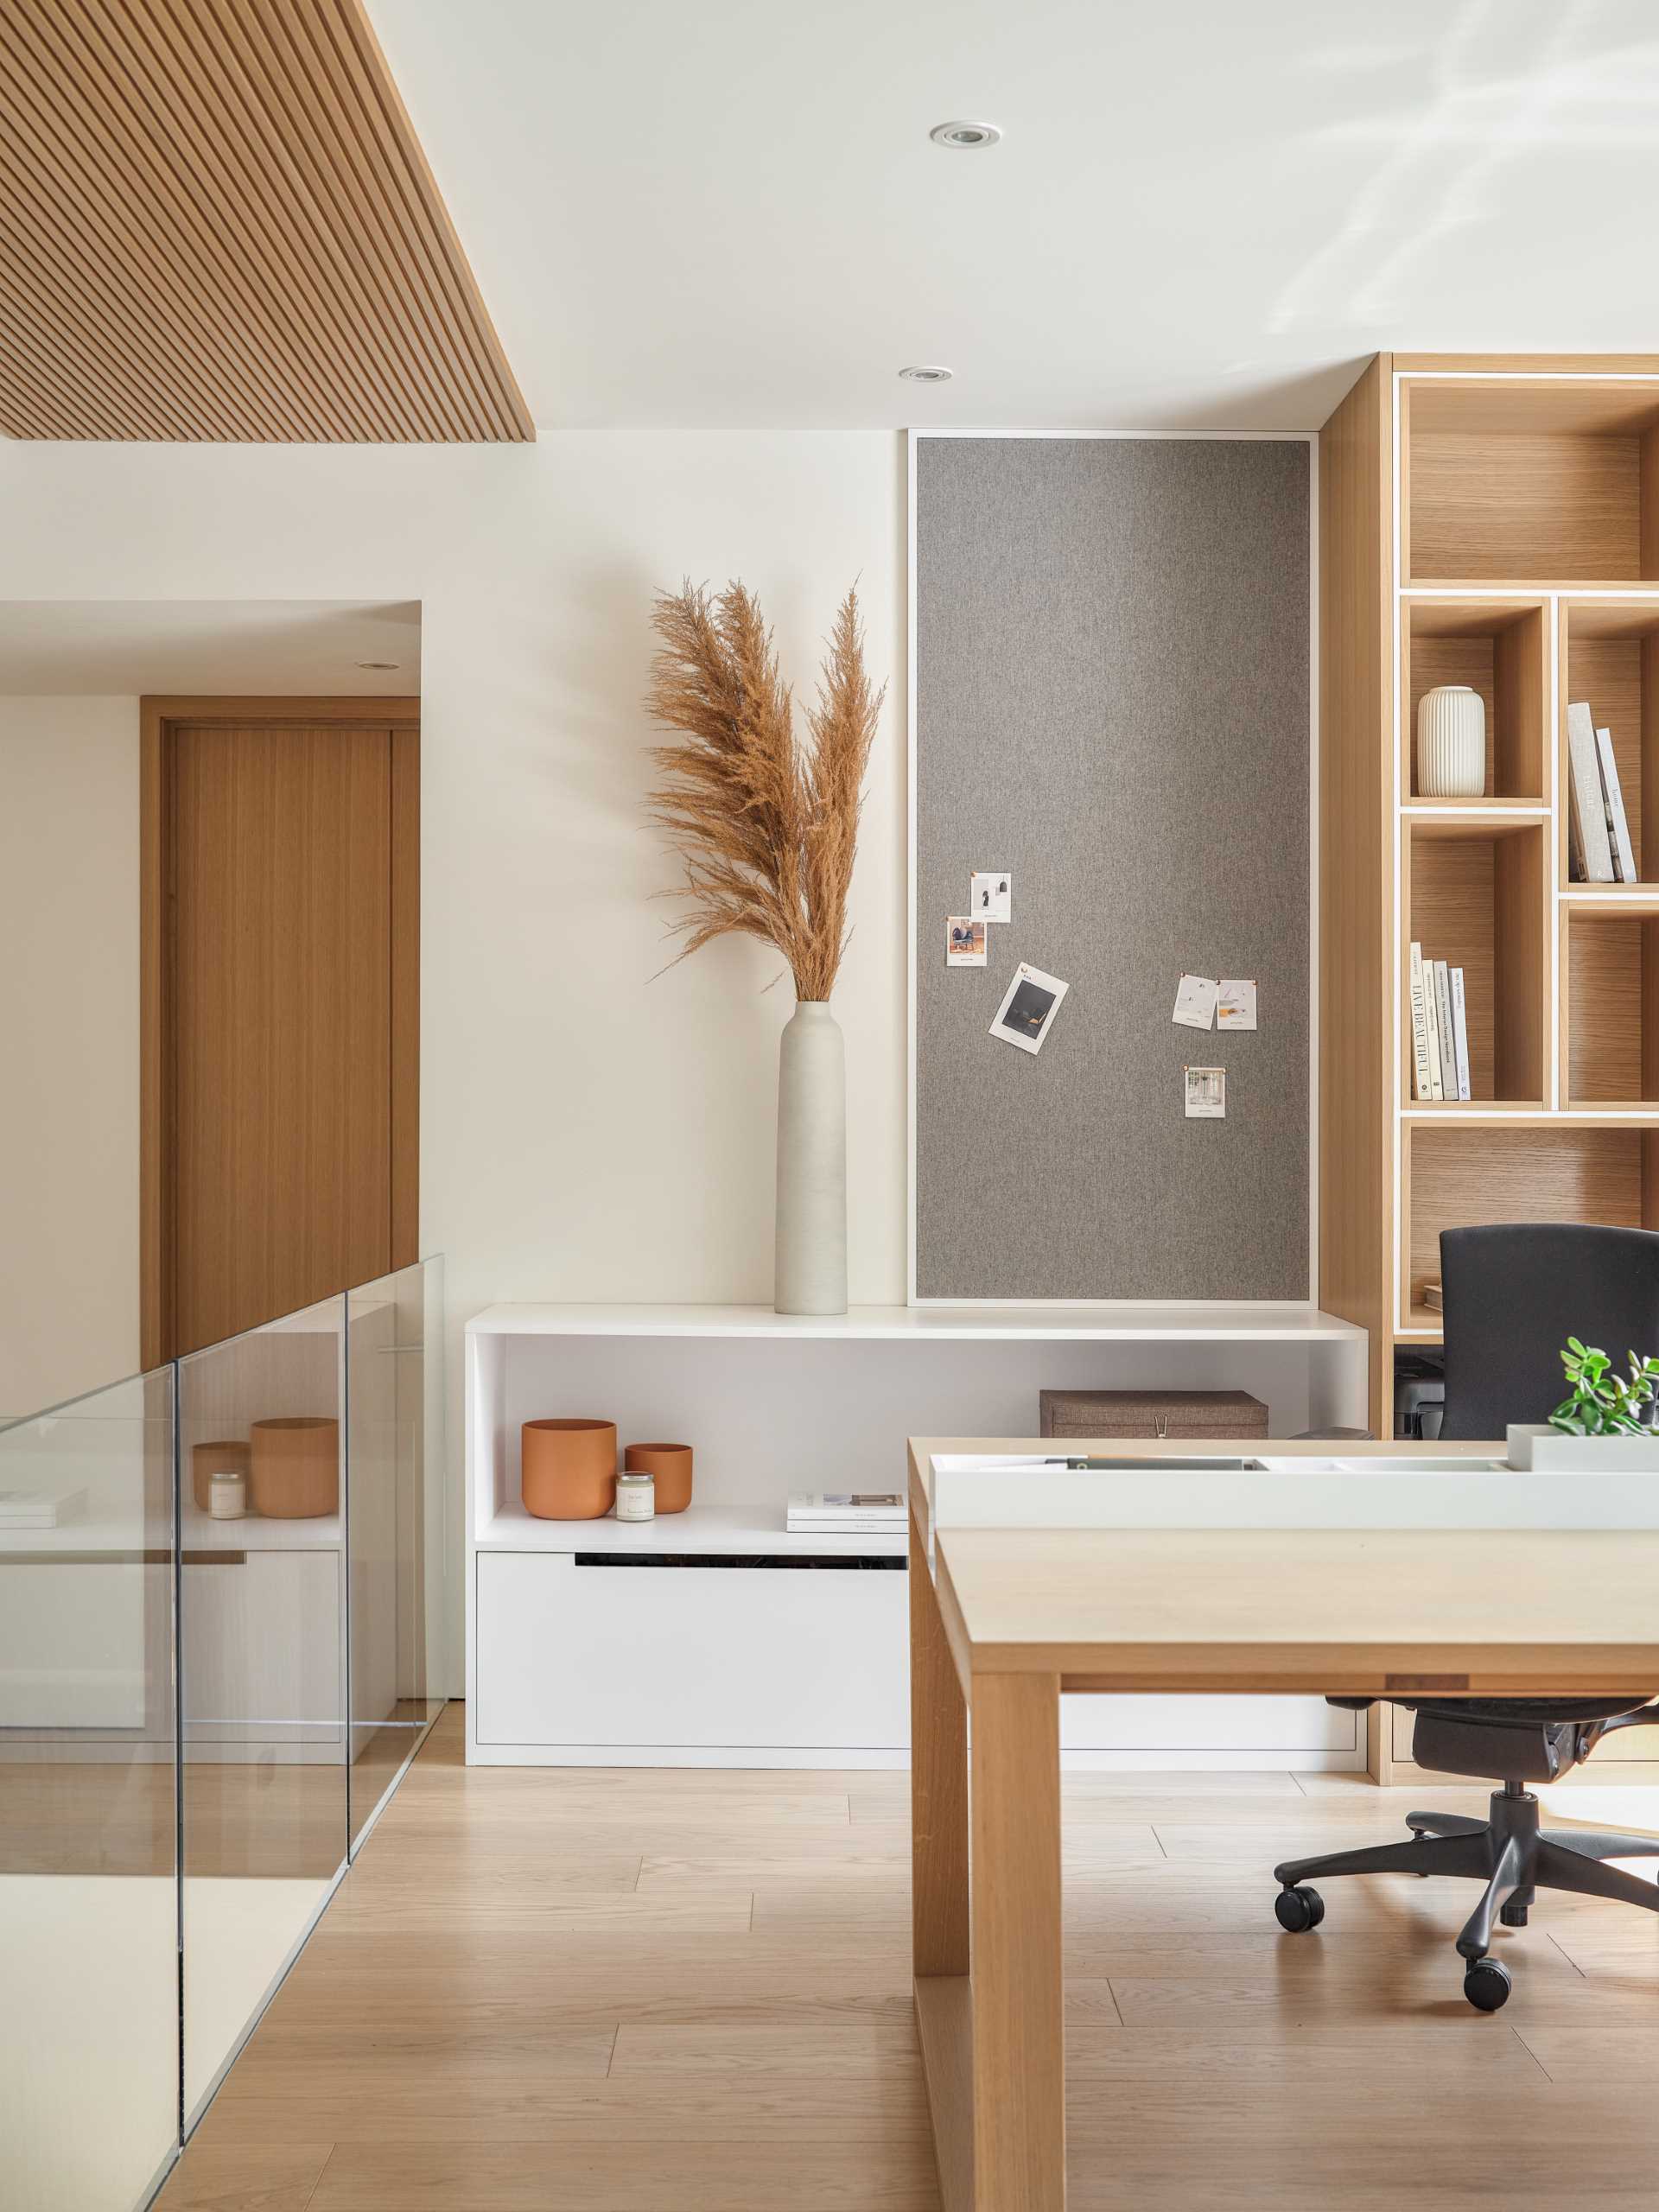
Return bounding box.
[1274,1885,1325,1934]
[1463,1957,1512,2012]
[1499,1901,1529,1929]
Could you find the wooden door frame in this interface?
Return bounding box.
[140,696,420,1371]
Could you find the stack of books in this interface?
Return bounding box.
[1567,701,1637,883]
[786,1491,906,1535]
[1421,1281,1443,1313]
[1408,944,1471,1100]
[0,1486,83,1530]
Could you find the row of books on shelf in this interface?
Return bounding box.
[1567,701,1637,884]
[1408,944,1471,1101]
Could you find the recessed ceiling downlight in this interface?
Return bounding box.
[930,119,1001,149]
[899,365,953,383]
[356,659,399,670]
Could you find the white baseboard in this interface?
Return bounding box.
[463,1742,1368,1773]
[467,1741,912,1769]
[1056,1747,1363,1773]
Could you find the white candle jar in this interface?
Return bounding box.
[614,1470,655,1522]
[208,1468,247,1521]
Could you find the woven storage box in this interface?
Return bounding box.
[1039,1388,1268,1441]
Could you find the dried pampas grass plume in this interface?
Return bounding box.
[646,579,885,1002]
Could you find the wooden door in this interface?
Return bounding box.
[142,701,417,1365]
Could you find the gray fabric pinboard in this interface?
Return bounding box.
[913,435,1310,1300]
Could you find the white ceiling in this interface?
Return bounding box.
[370,0,1659,431]
[0,602,420,696]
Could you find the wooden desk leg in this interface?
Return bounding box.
[911,1507,969,1980]
[971,1669,1065,2211]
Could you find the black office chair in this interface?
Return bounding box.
[1271,1222,1659,2012]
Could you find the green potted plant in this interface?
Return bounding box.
[1506,1338,1659,1468]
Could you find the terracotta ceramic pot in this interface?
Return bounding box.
[191,1439,251,1515]
[522,1419,618,1520]
[249,1417,340,1518]
[624,1441,693,1515]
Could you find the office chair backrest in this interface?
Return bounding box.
[1440,1222,1659,1440]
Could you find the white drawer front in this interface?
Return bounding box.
[477,1552,909,1751]
[0,1560,150,1729]
[1062,1694,1357,1753]
[182,1550,341,1745]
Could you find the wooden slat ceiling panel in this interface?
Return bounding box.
[0,0,533,441]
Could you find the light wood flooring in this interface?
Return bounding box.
[1,1708,438,1878]
[155,1707,1659,2210]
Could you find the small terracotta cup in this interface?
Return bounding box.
[249,1417,339,1518]
[191,1439,251,1515]
[624,1441,693,1515]
[522,1419,618,1520]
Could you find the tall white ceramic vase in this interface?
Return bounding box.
[1417,684,1486,798]
[774,1000,847,1317]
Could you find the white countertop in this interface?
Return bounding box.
[477,1498,906,1556]
[467,1301,1365,1344]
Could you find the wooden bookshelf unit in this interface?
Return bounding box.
[1320,354,1659,1451]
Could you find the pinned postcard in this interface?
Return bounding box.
[970,872,1012,924]
[989,962,1069,1055]
[946,917,987,967]
[1185,1061,1230,1115]
[1172,973,1219,1030]
[1185,1065,1226,1118]
[1217,979,1258,1031]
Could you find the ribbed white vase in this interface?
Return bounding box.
[774,1001,847,1317]
[1417,684,1485,798]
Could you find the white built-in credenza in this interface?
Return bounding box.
[465,1303,1369,1769]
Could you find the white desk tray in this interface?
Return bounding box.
[923,1453,1659,1536]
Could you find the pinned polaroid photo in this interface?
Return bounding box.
[970,872,1012,924]
[1173,974,1219,1030]
[989,962,1069,1055]
[1217,980,1258,1031]
[1184,1066,1226,1119]
[946,917,987,967]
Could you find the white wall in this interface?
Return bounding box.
[0,436,906,1671]
[0,696,141,1415]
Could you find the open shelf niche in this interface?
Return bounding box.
[1402,1118,1659,1333]
[1405,379,1659,584]
[1561,898,1659,1108]
[1402,598,1546,803]
[1402,818,1547,1103]
[465,1306,1370,1550]
[1560,599,1659,885]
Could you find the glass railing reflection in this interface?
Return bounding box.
[0,1255,444,2207]
[178,1294,348,2124]
[347,1259,444,1852]
[0,1366,181,2212]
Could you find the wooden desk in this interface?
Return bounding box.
[906,1436,1659,2210]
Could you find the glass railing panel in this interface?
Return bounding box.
[175,1296,347,2125]
[0,1366,181,2212]
[346,1255,443,1852]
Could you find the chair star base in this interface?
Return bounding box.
[1273,1783,1659,2010]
